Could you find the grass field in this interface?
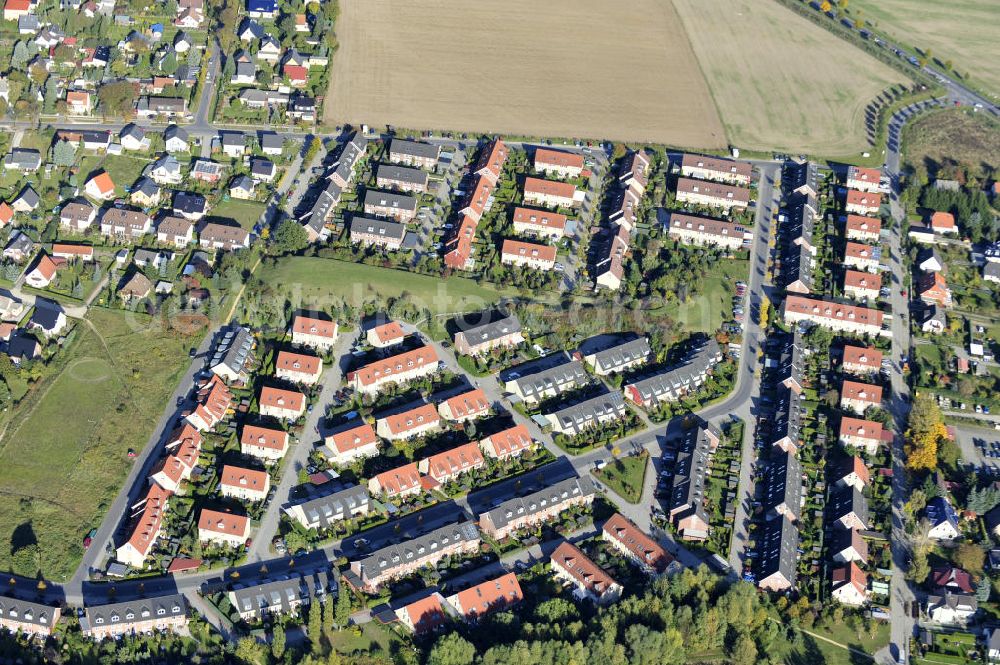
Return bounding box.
[594,452,648,504]
[0,309,194,580]
[672,0,907,155]
[210,199,268,231]
[659,258,747,333]
[255,257,518,318]
[851,0,1000,98]
[325,0,727,148]
[902,109,1000,177]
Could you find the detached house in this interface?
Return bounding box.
[84,170,115,201]
[275,350,322,385]
[258,386,305,421]
[324,422,379,466]
[438,388,490,422]
[291,314,337,350]
[197,509,250,547]
[240,424,289,462]
[830,562,868,607]
[219,465,270,502]
[452,311,523,356]
[367,320,405,349]
[375,403,440,441]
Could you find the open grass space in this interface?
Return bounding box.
[255,256,520,318]
[211,199,268,231]
[594,452,648,504]
[901,109,1000,178]
[0,309,195,580]
[658,257,747,333]
[325,0,727,148]
[850,0,1000,98]
[672,0,907,156]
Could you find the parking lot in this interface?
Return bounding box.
[954,425,1000,475]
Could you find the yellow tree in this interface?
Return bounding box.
[905,394,947,471]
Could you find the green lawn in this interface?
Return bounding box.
[0,309,198,580]
[255,256,520,319]
[658,258,748,333]
[328,622,401,657]
[594,452,648,504]
[210,199,269,231]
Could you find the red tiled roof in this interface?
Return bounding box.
[440,389,490,419]
[398,594,446,634]
[371,462,421,495]
[844,269,879,292]
[842,379,882,405]
[602,512,673,573]
[240,424,288,451]
[839,416,883,441]
[449,572,522,620]
[379,403,439,435]
[535,147,584,170]
[842,345,882,370]
[524,176,576,200]
[501,239,557,263]
[353,345,438,388]
[327,423,377,454]
[275,350,322,376]
[87,170,115,196]
[512,207,567,232]
[845,241,877,262]
[421,442,484,480]
[845,214,881,236]
[551,541,619,597]
[259,386,305,413]
[198,508,248,536]
[220,465,268,492]
[930,211,956,230]
[292,314,337,339]
[783,295,884,328]
[371,321,404,344]
[480,425,533,457]
[845,189,881,208]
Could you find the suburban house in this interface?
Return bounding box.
[60,201,97,232]
[80,594,187,640]
[472,138,508,184]
[442,213,477,270]
[101,208,152,239]
[930,211,957,234]
[438,388,490,422]
[443,573,523,622]
[675,177,750,210]
[157,216,195,248]
[511,207,568,241]
[258,386,306,421]
[387,138,440,169]
[840,380,883,414]
[479,476,596,540]
[452,311,523,356]
[329,133,369,188]
[284,484,370,530]
[834,456,870,492]
[843,270,881,301]
[190,159,224,183]
[275,350,323,385]
[523,177,578,209]
[149,424,201,493]
[349,345,439,395]
[164,125,190,152]
[756,517,799,592]
[926,593,978,626]
[367,462,422,499]
[680,153,752,186]
[114,483,171,568]
[349,216,406,250]
[829,486,869,530]
[24,253,58,288]
[395,595,446,635]
[136,96,187,119]
[375,164,428,193]
[363,190,416,223]
[240,424,289,462]
[478,424,534,460]
[219,465,270,502]
[291,314,337,350]
[782,296,886,337]
[28,306,67,338]
[926,496,961,541]
[846,165,882,193]
[500,239,557,271]
[534,147,584,178]
[761,449,802,522]
[550,541,622,605]
[771,387,803,453]
[844,189,882,215]
[349,522,480,593]
[830,562,868,607]
[417,442,485,485]
[131,178,163,207]
[583,336,651,376]
[2,148,40,172]
[506,358,588,404]
[918,248,945,273]
[844,241,880,273]
[85,171,115,200]
[845,214,881,242]
[367,321,405,349]
[919,271,953,307]
[602,512,676,576]
[197,509,250,547]
[838,416,884,455]
[173,191,209,221]
[668,425,720,540]
[842,345,882,376]
[198,222,250,251]
[185,375,233,431]
[375,403,441,441]
[830,527,869,563]
[0,597,61,636]
[118,272,153,303]
[623,338,722,408]
[546,391,627,436]
[209,325,255,385]
[666,213,751,250]
[51,243,94,263]
[227,572,330,622]
[324,423,380,466]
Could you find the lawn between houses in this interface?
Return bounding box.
[594,451,648,504]
[0,308,199,580]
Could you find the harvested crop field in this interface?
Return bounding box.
[672,0,907,155]
[325,0,727,148]
[851,0,1000,97]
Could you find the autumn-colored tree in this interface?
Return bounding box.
[954,542,985,577]
[819,0,832,12]
[905,394,946,471]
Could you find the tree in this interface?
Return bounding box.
[97,81,137,119]
[977,575,991,602]
[10,41,28,69]
[905,394,946,471]
[954,542,985,576]
[270,219,309,255]
[10,544,39,577]
[428,633,476,665]
[307,599,322,653]
[333,584,351,628]
[271,624,285,660]
[966,486,1000,515]
[235,637,264,664]
[729,633,758,665]
[819,0,832,12]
